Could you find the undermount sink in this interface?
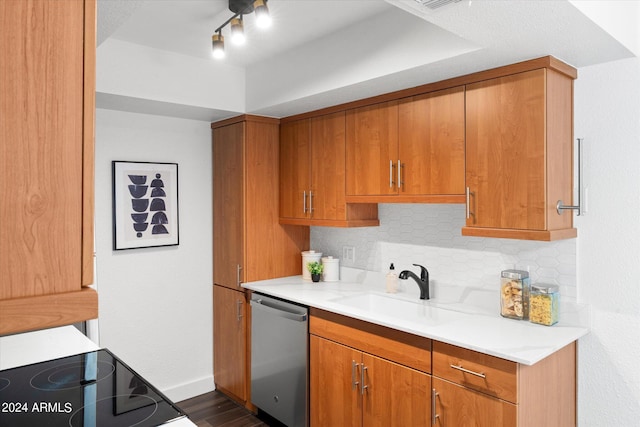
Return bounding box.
[331,292,459,326]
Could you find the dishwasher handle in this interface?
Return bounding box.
[250,298,308,322]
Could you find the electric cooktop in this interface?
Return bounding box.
[0,349,186,427]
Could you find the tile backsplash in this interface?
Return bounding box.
[311,204,577,299]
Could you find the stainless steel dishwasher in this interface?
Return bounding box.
[250,293,308,427]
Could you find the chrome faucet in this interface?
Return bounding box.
[399,264,430,300]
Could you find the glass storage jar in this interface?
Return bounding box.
[529,284,559,326]
[500,269,530,320]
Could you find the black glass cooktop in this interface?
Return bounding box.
[0,349,185,427]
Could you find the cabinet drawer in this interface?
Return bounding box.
[309,308,431,373]
[433,342,517,403]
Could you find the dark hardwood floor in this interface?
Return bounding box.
[177,391,273,427]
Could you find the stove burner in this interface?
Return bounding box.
[1,349,185,427]
[68,394,159,427]
[30,360,115,391]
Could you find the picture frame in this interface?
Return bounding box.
[112,161,179,250]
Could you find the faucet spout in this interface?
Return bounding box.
[399,264,430,300]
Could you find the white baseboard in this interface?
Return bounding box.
[163,375,215,403]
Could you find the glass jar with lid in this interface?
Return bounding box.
[529,284,559,326]
[500,269,530,320]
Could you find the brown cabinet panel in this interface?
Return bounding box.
[362,353,430,427]
[213,285,247,402]
[213,123,245,290]
[464,68,576,240]
[398,86,465,196]
[280,113,379,227]
[433,377,517,427]
[310,112,347,221]
[345,87,465,202]
[346,101,399,196]
[279,119,311,220]
[465,70,546,230]
[433,341,518,403]
[310,335,362,427]
[0,0,97,334]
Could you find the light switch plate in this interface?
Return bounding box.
[342,246,355,265]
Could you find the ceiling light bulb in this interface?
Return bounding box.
[230,17,246,45]
[253,0,271,28]
[212,33,225,59]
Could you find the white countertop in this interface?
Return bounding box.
[0,326,196,427]
[242,268,589,365]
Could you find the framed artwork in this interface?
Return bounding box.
[112,161,179,250]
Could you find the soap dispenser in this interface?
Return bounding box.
[386,263,398,293]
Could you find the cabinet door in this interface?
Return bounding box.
[213,123,245,290]
[310,112,347,221]
[280,119,311,220]
[362,353,430,427]
[465,70,546,230]
[433,377,517,427]
[310,335,362,427]
[1,0,85,299]
[213,285,247,403]
[346,101,399,196]
[399,87,465,196]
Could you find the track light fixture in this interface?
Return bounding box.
[230,17,245,44]
[211,0,271,59]
[212,32,225,59]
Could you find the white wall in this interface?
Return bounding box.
[574,57,640,426]
[95,109,214,402]
[311,56,640,426]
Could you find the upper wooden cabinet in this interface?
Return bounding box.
[279,112,379,227]
[346,87,466,203]
[464,67,577,240]
[0,0,97,335]
[212,116,308,290]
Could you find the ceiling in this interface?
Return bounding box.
[96,0,637,122]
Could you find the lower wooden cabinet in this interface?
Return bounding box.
[213,284,247,403]
[433,377,516,427]
[309,309,432,427]
[310,336,430,427]
[309,308,576,427]
[432,341,576,427]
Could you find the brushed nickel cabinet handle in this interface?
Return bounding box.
[466,187,475,221]
[303,190,307,214]
[360,364,368,395]
[450,363,486,378]
[389,160,394,188]
[236,264,243,287]
[309,191,314,215]
[351,360,359,390]
[557,137,583,216]
[236,300,243,321]
[432,388,439,425]
[397,160,403,189]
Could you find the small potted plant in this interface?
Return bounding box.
[307,261,324,282]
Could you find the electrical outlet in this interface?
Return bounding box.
[342,246,355,265]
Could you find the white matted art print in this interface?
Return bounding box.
[112,161,179,250]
